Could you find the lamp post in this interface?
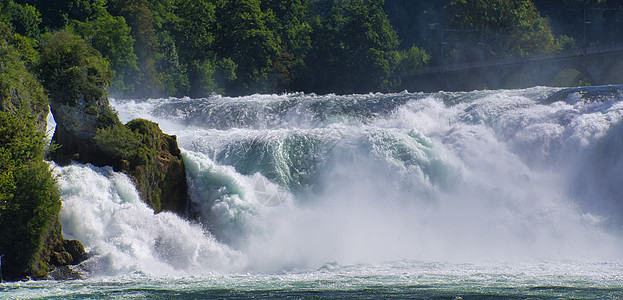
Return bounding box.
[441,30,447,71]
[478,28,484,60]
[584,8,590,56]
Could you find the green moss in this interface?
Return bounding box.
[93,123,140,161]
[95,106,120,129]
[92,118,185,213]
[85,105,98,115]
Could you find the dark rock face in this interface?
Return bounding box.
[50,239,88,267]
[40,30,189,215]
[543,85,623,104]
[125,119,188,214]
[49,95,117,165]
[112,119,189,214]
[47,265,84,280]
[49,95,189,215]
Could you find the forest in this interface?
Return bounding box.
[2,0,622,98]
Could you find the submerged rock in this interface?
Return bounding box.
[543,85,623,104]
[47,265,84,280]
[50,239,88,267]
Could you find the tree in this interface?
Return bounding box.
[0,112,62,280]
[71,13,138,95]
[154,30,189,97]
[0,0,41,38]
[214,0,280,94]
[17,0,107,30]
[302,0,401,93]
[119,0,159,97]
[169,0,220,96]
[172,0,216,63]
[447,0,559,58]
[262,0,312,91]
[37,30,112,107]
[0,27,61,280]
[0,21,46,128]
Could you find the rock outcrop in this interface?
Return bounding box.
[90,118,189,214]
[0,28,88,281]
[41,220,88,279]
[40,30,188,215]
[543,85,623,104]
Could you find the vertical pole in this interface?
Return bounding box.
[480,28,484,60]
[0,254,3,283]
[583,8,588,56]
[441,30,446,71]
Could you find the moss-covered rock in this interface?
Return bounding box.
[0,110,87,281]
[50,238,87,267]
[1,28,185,282]
[39,31,188,215]
[93,119,188,214]
[0,28,83,280]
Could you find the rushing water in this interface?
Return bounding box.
[3,86,623,299]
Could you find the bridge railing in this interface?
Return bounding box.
[405,44,623,76]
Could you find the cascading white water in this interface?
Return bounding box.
[53,162,246,276]
[50,87,623,277]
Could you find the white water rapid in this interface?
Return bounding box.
[51,87,623,277]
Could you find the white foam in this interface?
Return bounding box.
[66,88,623,273]
[54,163,246,276]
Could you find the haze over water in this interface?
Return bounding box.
[3,87,623,299]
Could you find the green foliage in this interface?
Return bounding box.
[119,0,159,97]
[0,111,44,163]
[300,0,401,93]
[7,31,38,65]
[447,0,558,58]
[214,0,281,94]
[394,46,430,72]
[188,59,219,97]
[19,0,107,30]
[262,0,312,91]
[93,122,140,161]
[556,34,578,52]
[7,0,619,96]
[0,25,63,279]
[0,0,41,38]
[71,13,138,95]
[154,31,189,97]
[92,118,182,212]
[172,0,216,63]
[37,29,112,106]
[0,111,61,280]
[164,0,218,97]
[0,24,47,126]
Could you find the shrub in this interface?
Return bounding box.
[37,30,112,106]
[0,111,61,280]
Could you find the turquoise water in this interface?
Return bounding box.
[4,87,623,298]
[3,261,623,299]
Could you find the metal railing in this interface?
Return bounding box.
[405,44,623,76]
